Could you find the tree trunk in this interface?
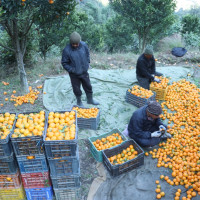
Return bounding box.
[15,50,29,93]
[138,33,142,53]
[13,19,29,94]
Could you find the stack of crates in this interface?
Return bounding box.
[10,111,53,200]
[0,112,26,200]
[44,110,81,200]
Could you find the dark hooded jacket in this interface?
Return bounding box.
[136,54,155,80]
[61,41,90,75]
[128,105,165,139]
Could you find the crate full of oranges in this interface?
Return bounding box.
[10,111,46,156]
[43,110,78,158]
[88,129,127,162]
[150,76,170,100]
[0,112,16,156]
[102,139,144,176]
[126,85,155,107]
[71,105,100,130]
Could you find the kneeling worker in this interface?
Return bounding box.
[127,101,171,147]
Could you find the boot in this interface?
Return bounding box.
[76,96,84,107]
[86,93,99,105]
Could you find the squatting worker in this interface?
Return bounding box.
[61,32,99,107]
[136,45,163,90]
[126,101,171,147]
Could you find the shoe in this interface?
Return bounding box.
[86,93,99,105]
[76,96,84,107]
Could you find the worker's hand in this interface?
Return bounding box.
[151,131,161,137]
[159,125,166,131]
[154,77,161,83]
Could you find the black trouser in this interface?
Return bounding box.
[69,72,93,97]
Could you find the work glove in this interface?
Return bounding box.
[154,77,161,83]
[159,125,166,133]
[151,131,162,138]
[161,132,172,139]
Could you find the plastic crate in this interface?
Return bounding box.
[0,112,16,157]
[17,155,48,173]
[43,110,78,159]
[88,129,128,162]
[21,171,51,189]
[71,105,100,130]
[0,141,13,157]
[54,187,80,200]
[150,85,168,100]
[0,184,25,200]
[102,139,144,176]
[48,149,79,176]
[51,167,81,189]
[0,170,21,189]
[0,153,18,174]
[125,90,155,107]
[25,186,53,200]
[11,111,47,156]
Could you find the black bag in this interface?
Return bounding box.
[171,47,187,57]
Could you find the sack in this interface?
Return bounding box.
[171,47,187,57]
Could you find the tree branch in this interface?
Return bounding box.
[23,19,34,37]
[0,42,15,52]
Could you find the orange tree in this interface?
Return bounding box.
[0,0,76,93]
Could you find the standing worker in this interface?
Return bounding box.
[136,45,163,89]
[123,101,171,148]
[61,32,99,107]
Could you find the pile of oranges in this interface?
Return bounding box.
[128,85,154,99]
[12,111,45,138]
[72,107,99,118]
[150,76,170,89]
[0,112,16,140]
[2,81,9,86]
[10,87,39,106]
[45,111,76,141]
[92,133,124,151]
[108,144,138,165]
[149,79,200,199]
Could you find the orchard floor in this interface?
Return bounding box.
[0,65,200,200]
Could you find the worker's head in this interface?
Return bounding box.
[146,101,162,121]
[144,45,154,59]
[70,32,81,48]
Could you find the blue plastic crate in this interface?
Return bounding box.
[25,186,53,200]
[125,89,156,107]
[0,153,18,174]
[17,155,48,173]
[51,167,81,189]
[48,148,79,176]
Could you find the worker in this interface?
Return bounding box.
[136,45,163,89]
[61,32,99,107]
[122,101,171,147]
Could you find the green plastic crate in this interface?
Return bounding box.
[88,129,127,162]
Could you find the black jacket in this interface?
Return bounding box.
[61,41,90,75]
[128,105,164,139]
[136,54,155,80]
